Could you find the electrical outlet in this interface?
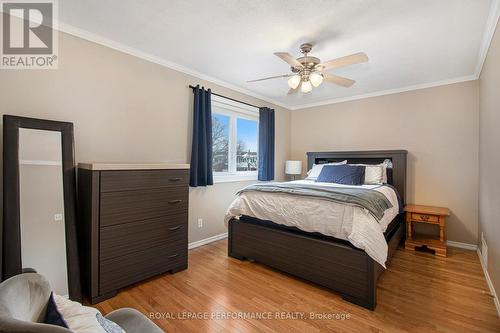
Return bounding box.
[481,232,488,264]
[54,213,63,222]
[198,218,203,228]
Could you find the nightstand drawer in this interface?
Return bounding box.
[411,213,439,223]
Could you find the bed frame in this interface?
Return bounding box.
[228,150,407,310]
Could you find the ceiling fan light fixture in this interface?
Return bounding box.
[287,75,301,89]
[301,80,312,93]
[310,72,323,87]
[249,45,367,95]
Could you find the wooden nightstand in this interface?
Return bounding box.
[404,204,451,257]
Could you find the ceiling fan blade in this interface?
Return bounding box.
[323,74,355,87]
[287,88,298,95]
[274,52,304,68]
[318,52,368,71]
[247,74,291,83]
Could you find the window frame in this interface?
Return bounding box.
[211,95,259,183]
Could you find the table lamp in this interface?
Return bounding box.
[285,160,302,181]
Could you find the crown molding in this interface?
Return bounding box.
[475,0,500,77]
[34,3,500,111]
[288,75,478,110]
[56,22,291,110]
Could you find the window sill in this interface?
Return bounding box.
[213,173,258,184]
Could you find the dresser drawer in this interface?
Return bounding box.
[100,169,189,192]
[100,187,188,227]
[100,214,187,261]
[99,245,187,295]
[411,213,439,223]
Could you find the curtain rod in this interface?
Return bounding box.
[188,85,261,109]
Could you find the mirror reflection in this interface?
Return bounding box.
[18,128,68,296]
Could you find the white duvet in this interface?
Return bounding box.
[224,180,399,268]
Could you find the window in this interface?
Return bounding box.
[211,95,259,182]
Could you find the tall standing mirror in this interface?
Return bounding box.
[2,115,81,301]
[19,128,68,295]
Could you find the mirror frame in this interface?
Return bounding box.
[2,115,81,301]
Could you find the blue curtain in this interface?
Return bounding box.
[258,107,275,181]
[189,86,213,187]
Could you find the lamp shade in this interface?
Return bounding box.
[309,72,323,87]
[285,160,302,175]
[300,80,312,93]
[287,75,301,89]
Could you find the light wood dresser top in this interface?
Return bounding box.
[78,162,190,171]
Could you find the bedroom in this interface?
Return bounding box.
[0,1,499,332]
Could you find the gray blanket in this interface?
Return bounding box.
[237,182,393,221]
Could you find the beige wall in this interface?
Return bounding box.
[479,24,500,295]
[291,81,479,244]
[0,30,291,244]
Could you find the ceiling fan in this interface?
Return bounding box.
[247,43,368,94]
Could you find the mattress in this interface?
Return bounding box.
[224,180,401,267]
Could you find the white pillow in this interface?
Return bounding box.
[305,160,347,180]
[54,294,125,333]
[350,159,392,184]
[381,159,392,183]
[362,165,384,184]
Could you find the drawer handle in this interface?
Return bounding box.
[420,215,430,220]
[167,254,179,259]
[168,225,182,231]
[169,178,182,182]
[168,200,182,204]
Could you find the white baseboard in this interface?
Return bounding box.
[188,233,228,250]
[446,240,478,251]
[477,249,500,318]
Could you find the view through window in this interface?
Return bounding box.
[236,118,258,171]
[212,113,230,172]
[211,96,259,181]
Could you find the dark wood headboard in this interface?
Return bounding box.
[306,150,408,204]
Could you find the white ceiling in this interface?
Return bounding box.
[58,0,499,109]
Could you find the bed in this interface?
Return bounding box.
[226,150,407,310]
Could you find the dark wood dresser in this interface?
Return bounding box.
[77,163,190,304]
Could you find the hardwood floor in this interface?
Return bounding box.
[94,239,500,333]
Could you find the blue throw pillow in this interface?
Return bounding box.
[44,292,68,328]
[316,165,366,185]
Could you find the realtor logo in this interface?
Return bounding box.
[1,0,58,69]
